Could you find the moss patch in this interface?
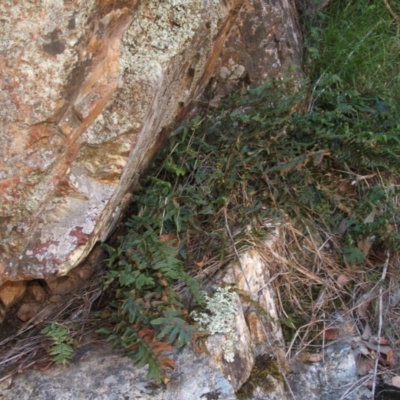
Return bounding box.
[236,354,283,399]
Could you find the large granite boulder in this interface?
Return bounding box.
[0,0,301,285]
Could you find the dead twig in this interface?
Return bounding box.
[383,0,400,25]
[372,251,390,397]
[337,374,372,400]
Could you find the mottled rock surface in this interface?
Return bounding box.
[0,237,370,400]
[0,0,302,285]
[2,344,372,400]
[288,343,374,400]
[0,346,236,400]
[207,0,302,103]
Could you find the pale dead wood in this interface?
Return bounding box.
[223,207,297,400]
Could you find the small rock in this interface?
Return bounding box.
[16,302,42,322]
[0,281,27,308]
[45,276,79,295]
[28,282,47,302]
[0,376,13,391]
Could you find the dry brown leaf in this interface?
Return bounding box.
[357,304,369,319]
[356,288,379,318]
[195,258,206,269]
[295,352,323,363]
[356,212,375,256]
[163,376,171,385]
[372,336,390,345]
[37,362,52,372]
[357,238,374,257]
[364,210,376,224]
[337,274,350,288]
[361,322,372,341]
[351,334,394,366]
[323,328,339,341]
[351,339,370,356]
[355,353,373,376]
[351,212,375,258]
[160,233,177,242]
[160,234,179,250]
[361,340,393,358]
[392,376,400,388]
[385,349,395,365]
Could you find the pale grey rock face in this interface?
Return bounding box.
[1,342,373,399]
[287,343,373,400]
[0,248,373,400]
[1,346,236,400]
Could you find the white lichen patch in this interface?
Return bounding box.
[85,0,221,144]
[191,287,238,362]
[219,58,246,80]
[122,0,202,69]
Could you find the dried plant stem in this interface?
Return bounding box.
[0,269,104,380]
[383,0,400,24]
[372,251,390,397]
[338,374,372,400]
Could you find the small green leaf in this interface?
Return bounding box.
[176,329,190,348]
[96,327,112,335]
[150,317,166,326]
[343,246,365,265]
[164,161,186,177]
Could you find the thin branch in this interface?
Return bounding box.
[371,251,390,397]
[383,0,400,25]
[338,374,372,400]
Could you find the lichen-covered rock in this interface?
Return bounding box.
[0,0,302,285]
[207,244,289,395]
[189,235,289,393]
[192,287,254,390]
